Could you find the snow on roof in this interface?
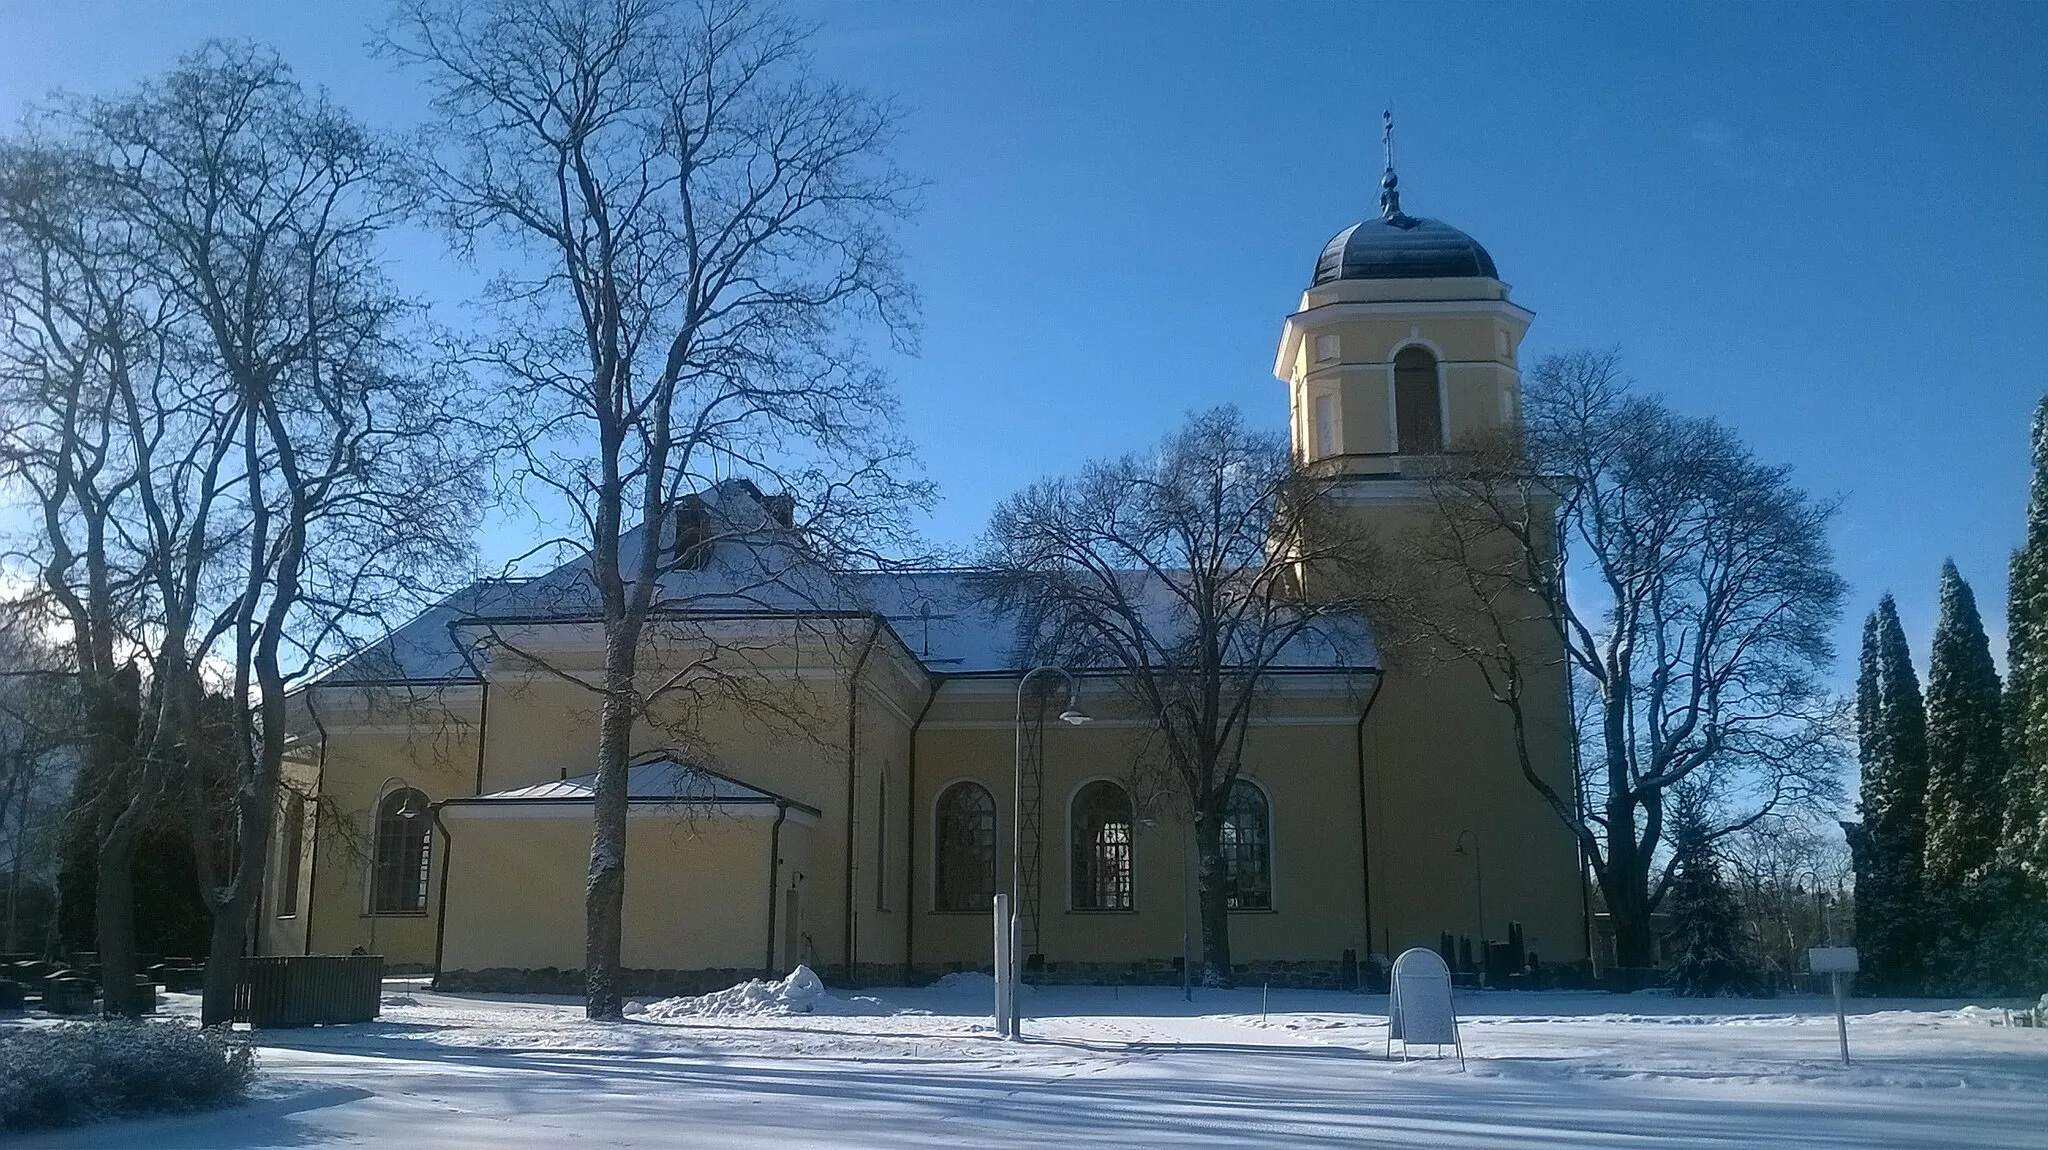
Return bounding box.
[452,754,820,818]
[305,578,537,686]
[308,479,1378,688]
[849,567,1378,675]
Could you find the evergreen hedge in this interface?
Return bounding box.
[0,1020,257,1132]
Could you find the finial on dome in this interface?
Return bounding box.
[1379,108,1403,220]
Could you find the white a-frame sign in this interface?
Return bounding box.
[1388,947,1464,1068]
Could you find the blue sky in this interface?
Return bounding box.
[3,1,2043,682]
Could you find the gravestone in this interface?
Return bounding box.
[1388,946,1464,1067]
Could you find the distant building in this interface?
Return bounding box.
[259,126,1587,991]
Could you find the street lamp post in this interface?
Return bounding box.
[1008,666,1089,1039]
[1453,829,1485,957]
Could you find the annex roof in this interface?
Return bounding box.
[441,754,821,824]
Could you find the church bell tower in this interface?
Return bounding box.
[1275,113,1531,495]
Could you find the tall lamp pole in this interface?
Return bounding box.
[1008,666,1090,1039]
[1453,829,1485,951]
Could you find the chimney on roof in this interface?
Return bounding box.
[672,495,713,570]
[763,492,796,530]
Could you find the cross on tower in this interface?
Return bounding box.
[1380,108,1403,220]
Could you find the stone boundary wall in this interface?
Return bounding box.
[435,959,1363,994]
[437,957,1592,996]
[436,966,766,997]
[1016,959,1353,990]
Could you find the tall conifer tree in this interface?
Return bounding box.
[1924,561,2006,888]
[2008,397,2048,877]
[1853,594,1929,992]
[1666,804,1756,997]
[1965,395,2048,994]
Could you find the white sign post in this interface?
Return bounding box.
[993,894,1013,1039]
[1388,947,1464,1068]
[1808,946,1858,1066]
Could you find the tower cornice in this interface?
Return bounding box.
[1274,296,1535,382]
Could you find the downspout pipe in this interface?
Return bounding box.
[765,801,790,974]
[430,802,454,987]
[303,686,330,957]
[903,678,943,982]
[1353,669,1387,973]
[445,619,493,795]
[842,615,885,985]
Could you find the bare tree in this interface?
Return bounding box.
[68,43,486,1024]
[1719,812,1853,987]
[0,43,486,1023]
[1378,349,1846,970]
[0,134,181,1014]
[382,0,924,1017]
[0,631,73,956]
[980,406,1375,986]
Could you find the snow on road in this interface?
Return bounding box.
[9,979,2046,1148]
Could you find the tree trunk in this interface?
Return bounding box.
[94,829,143,1017]
[1602,869,1657,970]
[584,644,636,1020]
[198,898,247,1026]
[1193,810,1233,987]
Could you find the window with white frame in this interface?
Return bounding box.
[371,789,431,914]
[1071,781,1134,911]
[933,781,997,912]
[1219,781,1272,910]
[1393,346,1443,453]
[276,790,307,917]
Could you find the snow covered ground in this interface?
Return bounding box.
[9,973,2047,1148]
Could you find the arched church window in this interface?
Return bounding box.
[1219,780,1272,910]
[276,791,307,917]
[371,788,431,914]
[1394,346,1443,453]
[933,781,997,912]
[1071,781,1134,911]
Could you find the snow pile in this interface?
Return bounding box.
[630,965,892,1019]
[929,970,993,996]
[924,970,1030,999]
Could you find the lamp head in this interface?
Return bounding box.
[1058,678,1091,725]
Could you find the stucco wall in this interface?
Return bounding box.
[280,602,1586,985]
[260,684,482,968]
[439,809,805,974]
[906,676,1584,977]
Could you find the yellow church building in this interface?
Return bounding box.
[258,142,1588,993]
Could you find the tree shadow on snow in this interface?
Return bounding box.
[6,1084,372,1150]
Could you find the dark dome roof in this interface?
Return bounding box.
[1312,213,1498,285]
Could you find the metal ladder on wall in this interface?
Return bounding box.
[1016,690,1049,966]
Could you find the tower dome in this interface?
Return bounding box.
[1311,111,1498,286]
[1312,216,1498,284]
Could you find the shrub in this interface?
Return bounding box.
[0,1020,258,1132]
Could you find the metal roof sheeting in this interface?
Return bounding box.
[1313,215,1499,284]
